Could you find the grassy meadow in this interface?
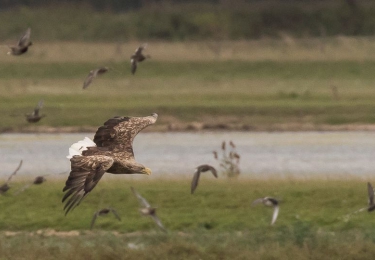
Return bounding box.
[2,37,375,132]
[0,177,375,259]
[2,36,375,258]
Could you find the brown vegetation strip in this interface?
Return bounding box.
[3,123,375,134]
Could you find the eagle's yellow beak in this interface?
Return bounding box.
[142,168,152,175]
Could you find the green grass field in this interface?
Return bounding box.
[2,38,375,132]
[0,177,375,259]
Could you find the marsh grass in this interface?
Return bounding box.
[1,177,375,259]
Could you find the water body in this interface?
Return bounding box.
[0,132,375,178]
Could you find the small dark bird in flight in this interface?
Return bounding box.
[131,186,167,232]
[131,44,150,75]
[25,100,45,123]
[90,208,121,230]
[252,197,280,225]
[191,164,218,194]
[0,160,22,194]
[82,67,109,89]
[7,28,32,55]
[15,171,67,195]
[62,113,157,215]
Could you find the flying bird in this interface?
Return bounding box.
[25,100,45,123]
[0,160,23,194]
[252,197,280,225]
[191,164,218,194]
[130,44,150,75]
[15,171,67,195]
[90,208,121,229]
[62,113,158,215]
[7,28,32,55]
[82,67,109,89]
[131,186,167,232]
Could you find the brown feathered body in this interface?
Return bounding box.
[33,176,46,184]
[62,113,157,214]
[0,184,10,194]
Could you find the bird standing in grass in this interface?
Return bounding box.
[25,100,45,123]
[252,197,280,225]
[90,208,121,229]
[191,164,218,194]
[7,28,32,56]
[131,44,150,75]
[62,113,157,215]
[82,67,109,89]
[131,186,167,232]
[0,160,22,194]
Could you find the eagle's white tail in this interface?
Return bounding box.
[67,137,96,159]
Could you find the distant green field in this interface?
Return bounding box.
[2,39,375,132]
[1,177,375,259]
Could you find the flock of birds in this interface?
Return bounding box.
[15,28,149,123]
[5,27,373,232]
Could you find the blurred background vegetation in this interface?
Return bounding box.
[2,0,375,131]
[0,0,375,41]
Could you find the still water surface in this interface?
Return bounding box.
[0,132,375,178]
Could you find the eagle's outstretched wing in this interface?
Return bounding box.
[93,113,158,157]
[62,155,114,215]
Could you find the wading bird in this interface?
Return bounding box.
[191,164,218,194]
[0,160,23,194]
[90,208,121,229]
[82,67,109,89]
[62,113,157,215]
[131,186,167,232]
[130,44,150,75]
[25,100,45,123]
[7,28,32,55]
[252,197,280,225]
